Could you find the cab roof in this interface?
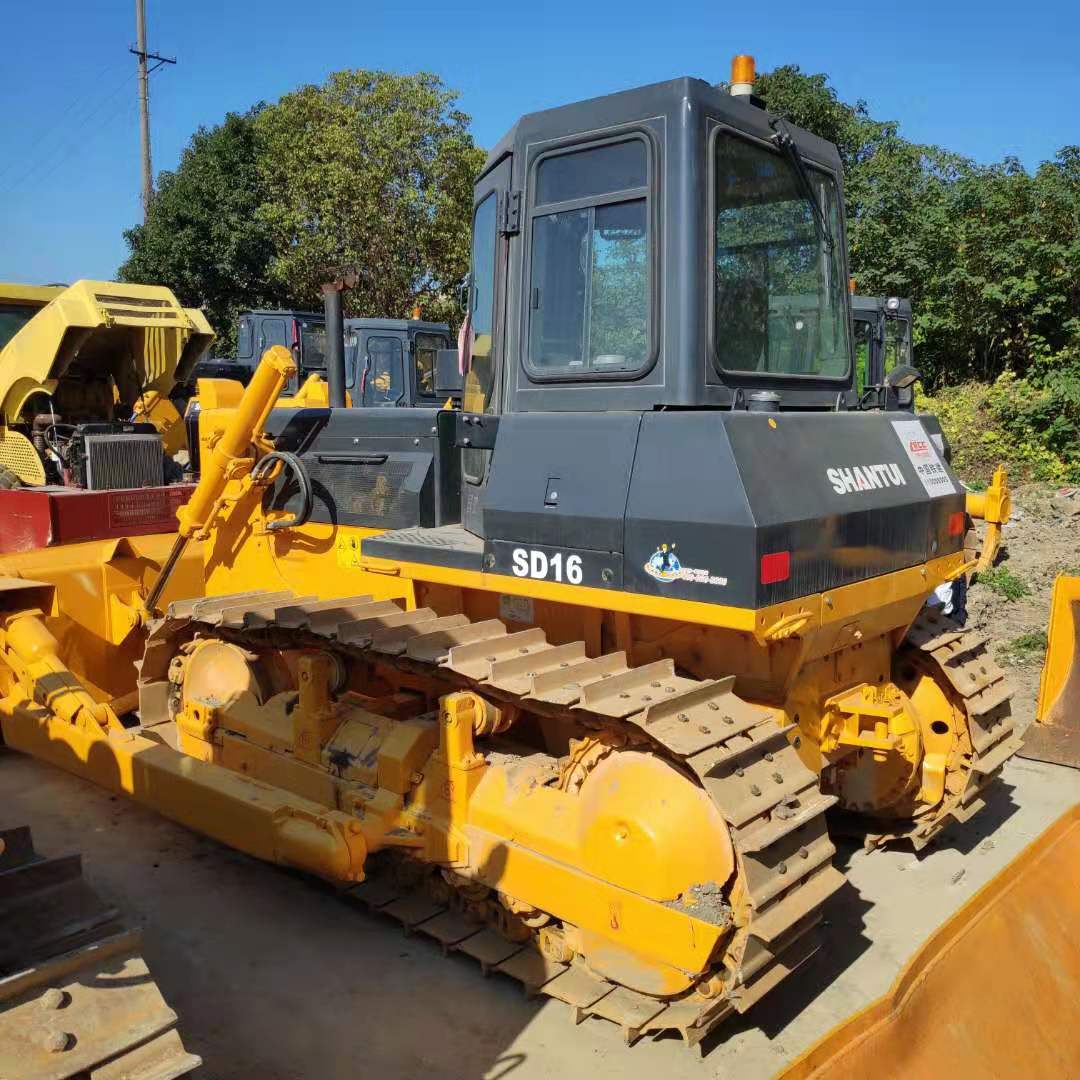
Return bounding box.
[481,75,842,179]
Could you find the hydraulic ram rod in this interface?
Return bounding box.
[144,345,296,615]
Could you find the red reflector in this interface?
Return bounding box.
[948,512,966,537]
[760,551,791,585]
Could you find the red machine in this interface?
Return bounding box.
[0,485,194,554]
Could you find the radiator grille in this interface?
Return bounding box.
[83,434,164,491]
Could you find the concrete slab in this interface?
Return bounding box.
[3,748,1077,1079]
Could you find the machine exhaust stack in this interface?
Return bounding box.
[729,54,755,98]
[322,281,347,409]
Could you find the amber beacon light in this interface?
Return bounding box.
[730,54,755,97]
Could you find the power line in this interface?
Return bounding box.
[0,73,137,201]
[29,92,137,200]
[0,63,133,189]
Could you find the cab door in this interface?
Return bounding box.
[258,316,298,392]
[462,155,513,535]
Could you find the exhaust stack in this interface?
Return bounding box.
[322,281,347,409]
[730,54,755,98]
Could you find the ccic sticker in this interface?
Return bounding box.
[891,419,956,498]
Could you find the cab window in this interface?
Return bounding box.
[362,336,405,406]
[463,192,499,482]
[713,132,849,378]
[413,332,446,399]
[527,139,650,377]
[883,317,910,375]
[465,194,498,415]
[0,304,37,351]
[260,318,287,353]
[236,316,254,359]
[300,321,327,370]
[852,316,873,392]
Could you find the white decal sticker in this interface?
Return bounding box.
[891,419,956,497]
[643,544,727,586]
[499,594,535,624]
[510,548,584,584]
[826,464,907,495]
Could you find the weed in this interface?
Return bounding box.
[978,566,1030,600]
[998,629,1048,666]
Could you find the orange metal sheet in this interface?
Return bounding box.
[776,804,1080,1079]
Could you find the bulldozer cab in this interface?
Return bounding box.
[450,78,853,530]
[345,319,453,408]
[257,74,967,614]
[461,78,853,420]
[852,294,913,393]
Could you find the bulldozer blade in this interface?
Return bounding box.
[1019,574,1080,769]
[775,802,1080,1079]
[0,825,200,1079]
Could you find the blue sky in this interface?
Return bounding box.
[2,0,1077,285]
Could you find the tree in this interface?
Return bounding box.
[751,64,895,175]
[118,109,285,352]
[748,66,1080,391]
[254,70,485,322]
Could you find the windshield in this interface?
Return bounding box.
[362,336,405,405]
[714,133,850,378]
[0,303,38,351]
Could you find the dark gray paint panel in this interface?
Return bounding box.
[482,412,641,552]
[263,406,459,531]
[724,411,965,602]
[624,412,759,606]
[484,540,623,589]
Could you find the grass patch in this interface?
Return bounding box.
[978,566,1031,601]
[998,629,1048,666]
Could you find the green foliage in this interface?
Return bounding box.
[119,109,284,352]
[749,65,1080,474]
[751,67,1080,398]
[978,565,1031,601]
[919,368,1080,483]
[119,71,485,343]
[997,629,1048,666]
[255,71,484,321]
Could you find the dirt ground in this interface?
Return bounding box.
[966,483,1080,722]
[3,487,1079,1080]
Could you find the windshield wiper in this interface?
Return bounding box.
[769,118,834,253]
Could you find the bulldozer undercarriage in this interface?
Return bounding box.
[96,589,1017,1048]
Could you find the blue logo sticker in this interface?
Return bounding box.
[644,543,681,583]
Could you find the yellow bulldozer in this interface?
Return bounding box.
[0,279,213,483]
[0,59,1031,1052]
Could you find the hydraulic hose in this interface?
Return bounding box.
[143,345,297,616]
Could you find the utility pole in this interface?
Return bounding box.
[130,0,175,222]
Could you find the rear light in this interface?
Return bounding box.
[948,512,966,537]
[760,551,790,585]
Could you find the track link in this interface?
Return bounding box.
[870,611,1021,849]
[148,590,845,1048]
